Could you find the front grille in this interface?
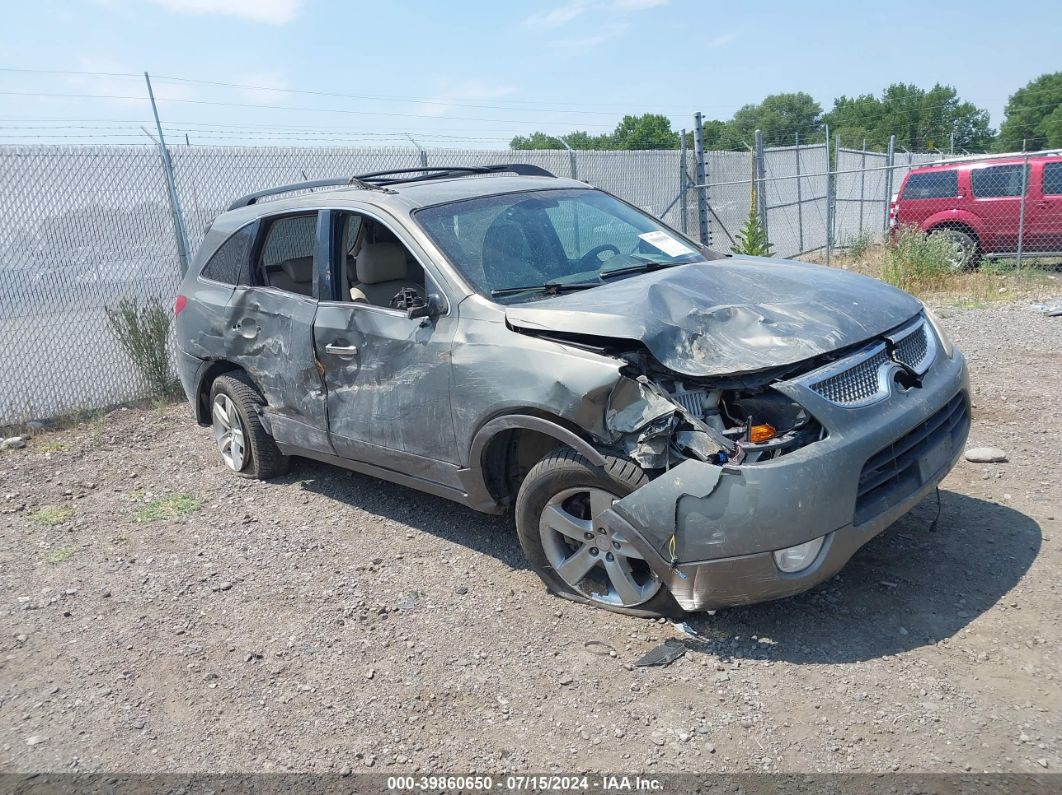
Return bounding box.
[854,391,969,525]
[891,321,932,373]
[810,346,890,406]
[807,317,937,407]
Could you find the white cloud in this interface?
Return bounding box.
[522,1,591,28]
[523,0,667,48]
[146,0,303,25]
[708,32,737,47]
[416,81,518,117]
[610,0,668,8]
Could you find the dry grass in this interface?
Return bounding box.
[811,244,1060,307]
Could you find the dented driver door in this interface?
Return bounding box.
[312,301,459,473]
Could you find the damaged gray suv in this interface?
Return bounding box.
[175,164,970,618]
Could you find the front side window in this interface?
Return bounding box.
[415,189,709,303]
[200,223,255,285]
[256,213,318,296]
[971,164,1028,198]
[902,171,958,200]
[1043,162,1062,196]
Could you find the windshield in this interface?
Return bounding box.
[414,188,709,303]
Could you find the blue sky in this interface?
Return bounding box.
[0,0,1057,148]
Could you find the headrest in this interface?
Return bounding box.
[356,243,407,285]
[280,256,314,283]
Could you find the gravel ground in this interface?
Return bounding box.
[1,299,1060,775]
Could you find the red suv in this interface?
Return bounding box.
[891,152,1062,268]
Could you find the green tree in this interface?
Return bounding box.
[726,93,823,148]
[511,113,678,150]
[610,113,677,149]
[825,83,994,151]
[996,72,1062,151]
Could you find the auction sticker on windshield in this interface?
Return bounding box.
[638,230,695,257]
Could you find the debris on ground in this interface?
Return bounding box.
[1030,302,1062,317]
[964,446,1008,463]
[1,436,26,450]
[636,639,688,667]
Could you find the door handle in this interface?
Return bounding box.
[325,342,359,357]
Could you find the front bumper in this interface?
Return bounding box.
[600,342,970,612]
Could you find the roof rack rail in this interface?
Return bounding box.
[227,164,555,210]
[917,148,1062,167]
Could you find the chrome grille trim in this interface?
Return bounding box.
[887,316,936,375]
[806,343,893,407]
[789,315,937,408]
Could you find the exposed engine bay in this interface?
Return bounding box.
[605,356,826,472]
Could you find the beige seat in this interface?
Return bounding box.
[267,256,314,295]
[349,242,423,306]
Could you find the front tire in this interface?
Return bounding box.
[515,448,681,619]
[209,374,289,480]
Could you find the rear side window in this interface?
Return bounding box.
[257,213,318,296]
[1043,162,1062,196]
[902,171,957,200]
[201,224,255,285]
[971,164,1028,198]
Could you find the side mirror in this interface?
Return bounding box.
[407,294,444,320]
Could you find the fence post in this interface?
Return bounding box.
[692,112,711,246]
[883,135,896,233]
[858,137,867,239]
[556,135,577,180]
[406,134,429,169]
[1017,150,1029,269]
[824,125,833,265]
[754,129,768,243]
[679,129,689,234]
[144,72,191,275]
[794,133,804,253]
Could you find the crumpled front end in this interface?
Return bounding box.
[595,313,970,611]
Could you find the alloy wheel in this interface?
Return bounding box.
[539,486,661,608]
[211,393,247,471]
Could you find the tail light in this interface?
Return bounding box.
[174,295,187,316]
[888,196,898,228]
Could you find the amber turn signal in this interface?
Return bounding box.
[749,423,776,444]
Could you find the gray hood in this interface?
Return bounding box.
[505,257,922,377]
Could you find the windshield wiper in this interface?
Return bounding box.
[490,280,601,298]
[599,260,682,280]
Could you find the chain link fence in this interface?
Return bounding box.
[2,140,1058,425]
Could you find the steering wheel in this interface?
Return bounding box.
[577,243,621,271]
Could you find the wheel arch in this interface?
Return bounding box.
[194,360,248,425]
[924,214,983,248]
[466,412,609,508]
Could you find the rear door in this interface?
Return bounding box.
[225,210,331,452]
[969,162,1029,253]
[311,209,460,477]
[1028,161,1062,252]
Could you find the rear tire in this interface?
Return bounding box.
[930,228,979,271]
[208,374,290,480]
[515,448,682,619]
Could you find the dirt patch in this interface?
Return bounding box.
[1,301,1060,774]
